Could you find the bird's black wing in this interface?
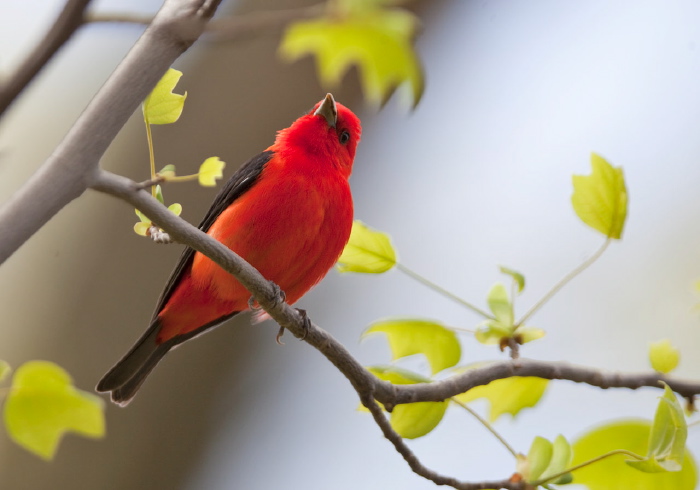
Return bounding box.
[150,150,274,318]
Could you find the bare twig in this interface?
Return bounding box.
[87,3,326,41]
[360,392,522,490]
[0,0,93,117]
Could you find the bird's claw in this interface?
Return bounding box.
[249,281,286,311]
[295,308,311,341]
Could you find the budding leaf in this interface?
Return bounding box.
[649,339,680,374]
[280,8,424,107]
[198,157,226,187]
[158,164,177,179]
[4,361,105,460]
[571,153,628,239]
[627,385,688,473]
[572,420,697,490]
[499,265,526,293]
[143,68,187,125]
[364,319,460,375]
[337,220,397,273]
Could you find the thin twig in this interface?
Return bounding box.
[531,449,644,487]
[0,0,93,117]
[361,393,522,490]
[396,263,493,319]
[516,238,611,326]
[451,398,519,458]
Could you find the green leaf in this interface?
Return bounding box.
[337,220,397,273]
[649,339,680,374]
[4,361,105,460]
[134,208,150,224]
[525,436,554,482]
[364,319,461,375]
[571,153,628,239]
[627,385,688,473]
[0,360,11,382]
[167,203,182,217]
[572,420,697,490]
[133,222,151,236]
[454,376,549,422]
[280,8,424,107]
[366,366,446,438]
[499,265,526,293]
[474,320,512,345]
[158,164,176,179]
[143,68,187,125]
[539,435,573,484]
[515,326,546,344]
[198,156,226,187]
[390,400,448,439]
[487,283,513,327]
[155,184,165,204]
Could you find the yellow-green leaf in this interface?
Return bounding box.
[364,365,446,437]
[523,436,553,482]
[337,220,397,273]
[571,153,628,239]
[474,320,512,345]
[390,400,448,439]
[649,339,680,374]
[499,265,526,293]
[158,164,176,179]
[454,376,549,422]
[571,420,697,490]
[627,385,688,473]
[143,68,187,125]
[487,283,513,327]
[167,203,182,217]
[133,222,151,236]
[134,208,150,224]
[364,319,460,375]
[539,435,573,484]
[280,9,424,107]
[4,361,105,460]
[515,326,546,344]
[198,156,226,187]
[155,184,165,204]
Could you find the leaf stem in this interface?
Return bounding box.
[451,398,518,458]
[144,114,156,198]
[531,449,644,487]
[395,263,493,320]
[516,238,611,326]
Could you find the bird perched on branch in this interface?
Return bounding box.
[97,93,361,405]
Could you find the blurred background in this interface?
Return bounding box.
[0,0,699,488]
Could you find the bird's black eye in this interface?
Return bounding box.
[339,130,350,145]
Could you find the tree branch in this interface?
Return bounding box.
[90,169,700,489]
[0,0,93,117]
[0,0,223,266]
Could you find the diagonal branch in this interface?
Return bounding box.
[0,0,93,117]
[0,0,223,266]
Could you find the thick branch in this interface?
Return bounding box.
[0,0,93,117]
[0,0,223,266]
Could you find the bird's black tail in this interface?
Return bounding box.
[97,312,241,406]
[96,320,170,406]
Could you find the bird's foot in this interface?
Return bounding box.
[295,308,311,341]
[249,281,286,311]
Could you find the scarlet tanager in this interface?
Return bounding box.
[97,94,361,405]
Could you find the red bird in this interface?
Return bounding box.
[97,94,361,405]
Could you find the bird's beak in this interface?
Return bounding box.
[314,93,337,128]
